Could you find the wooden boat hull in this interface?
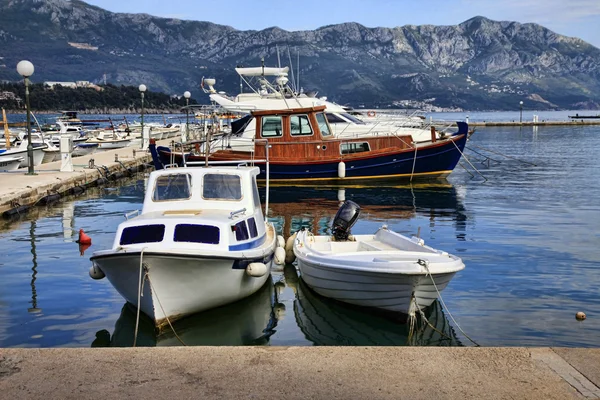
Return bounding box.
[152,133,467,182]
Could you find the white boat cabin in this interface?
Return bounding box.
[112,166,267,253]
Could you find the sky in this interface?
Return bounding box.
[84,0,600,48]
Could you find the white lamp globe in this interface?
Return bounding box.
[184,91,191,99]
[17,60,34,78]
[139,84,147,93]
[519,101,523,105]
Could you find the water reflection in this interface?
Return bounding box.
[28,221,41,314]
[267,183,468,239]
[284,265,461,346]
[92,279,279,347]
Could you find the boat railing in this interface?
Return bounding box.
[124,210,140,220]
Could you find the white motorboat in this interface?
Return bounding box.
[90,165,280,330]
[87,131,132,149]
[202,65,437,145]
[0,140,46,168]
[0,156,23,171]
[72,142,99,157]
[293,200,465,316]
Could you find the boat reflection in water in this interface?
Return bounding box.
[268,182,467,239]
[284,265,462,346]
[92,279,280,347]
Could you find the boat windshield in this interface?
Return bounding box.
[326,112,365,125]
[203,174,242,200]
[153,174,192,201]
[316,113,332,136]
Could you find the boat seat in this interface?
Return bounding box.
[358,240,398,251]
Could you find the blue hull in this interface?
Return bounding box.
[150,133,468,182]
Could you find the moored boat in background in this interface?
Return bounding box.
[151,105,469,183]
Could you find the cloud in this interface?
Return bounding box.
[462,0,600,23]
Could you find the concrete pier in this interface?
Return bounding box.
[0,347,599,399]
[0,143,161,216]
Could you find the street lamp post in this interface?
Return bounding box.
[17,60,36,175]
[139,84,147,149]
[184,91,191,141]
[519,101,523,124]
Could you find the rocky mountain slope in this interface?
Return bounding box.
[1,0,600,110]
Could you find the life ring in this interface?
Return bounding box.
[367,111,376,117]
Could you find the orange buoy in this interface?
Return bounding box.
[77,229,92,245]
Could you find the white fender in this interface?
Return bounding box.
[274,247,286,265]
[285,232,298,264]
[273,302,286,320]
[338,161,346,178]
[89,265,105,280]
[246,262,268,277]
[285,232,297,253]
[277,235,285,248]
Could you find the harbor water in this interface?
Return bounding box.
[1,112,599,347]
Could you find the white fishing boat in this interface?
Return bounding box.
[293,200,465,316]
[0,156,23,171]
[0,140,46,168]
[87,131,132,149]
[90,165,280,330]
[72,142,99,157]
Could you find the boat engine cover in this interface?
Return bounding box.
[332,200,361,241]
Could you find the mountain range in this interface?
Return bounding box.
[1,0,600,110]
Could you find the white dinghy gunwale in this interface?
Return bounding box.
[294,227,465,275]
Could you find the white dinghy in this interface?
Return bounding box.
[293,200,465,316]
[90,165,279,331]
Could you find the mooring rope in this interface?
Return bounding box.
[419,259,480,346]
[410,144,418,182]
[468,143,537,167]
[451,139,487,181]
[133,247,147,347]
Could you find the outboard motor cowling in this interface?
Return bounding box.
[332,200,361,241]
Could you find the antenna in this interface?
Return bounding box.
[288,47,296,93]
[297,50,300,93]
[276,45,281,69]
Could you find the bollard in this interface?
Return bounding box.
[88,158,95,169]
[114,153,119,162]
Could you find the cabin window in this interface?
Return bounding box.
[290,115,313,136]
[120,224,165,245]
[203,174,242,200]
[174,224,220,244]
[153,174,192,201]
[341,142,371,154]
[316,113,332,136]
[261,116,283,137]
[233,220,250,241]
[247,217,258,238]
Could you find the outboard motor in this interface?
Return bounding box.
[332,200,361,241]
